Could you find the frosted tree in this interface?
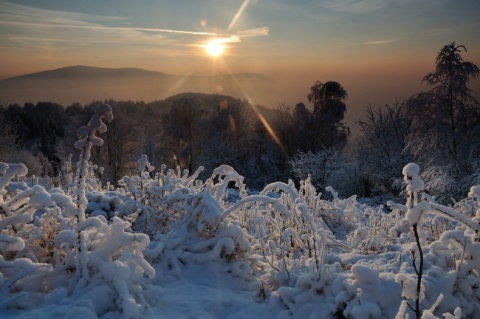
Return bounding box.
[289,148,349,195]
[357,101,413,196]
[406,42,480,201]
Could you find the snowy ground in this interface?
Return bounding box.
[3,262,279,319]
[145,262,278,319]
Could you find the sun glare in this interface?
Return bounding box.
[205,39,224,57]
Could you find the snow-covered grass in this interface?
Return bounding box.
[1,104,479,318]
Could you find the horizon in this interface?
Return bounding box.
[1,0,480,130]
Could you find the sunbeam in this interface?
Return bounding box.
[255,111,284,150]
[228,0,251,30]
[214,57,285,151]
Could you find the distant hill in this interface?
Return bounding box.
[0,66,274,106]
[8,66,165,80]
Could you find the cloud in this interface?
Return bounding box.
[0,20,218,36]
[236,27,270,37]
[315,0,450,14]
[206,27,269,47]
[317,0,389,14]
[363,39,398,45]
[0,2,127,27]
[198,27,269,50]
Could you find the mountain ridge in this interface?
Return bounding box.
[7,66,165,80]
[5,65,270,82]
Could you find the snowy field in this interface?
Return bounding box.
[1,104,480,319]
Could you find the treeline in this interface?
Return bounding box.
[1,42,479,202]
[0,84,348,189]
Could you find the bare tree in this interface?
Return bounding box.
[196,99,252,175]
[356,101,413,196]
[162,96,206,172]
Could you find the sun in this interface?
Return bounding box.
[204,39,224,57]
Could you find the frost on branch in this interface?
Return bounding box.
[403,163,424,207]
[206,165,247,202]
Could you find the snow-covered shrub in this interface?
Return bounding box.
[388,163,480,318]
[132,164,255,282]
[0,163,56,303]
[127,162,357,299]
[347,204,405,252]
[217,172,356,308]
[0,104,156,318]
[289,148,355,196]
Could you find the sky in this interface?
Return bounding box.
[0,0,479,126]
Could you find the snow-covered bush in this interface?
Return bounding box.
[121,160,360,311]
[388,163,480,318]
[289,148,355,196]
[0,104,155,318]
